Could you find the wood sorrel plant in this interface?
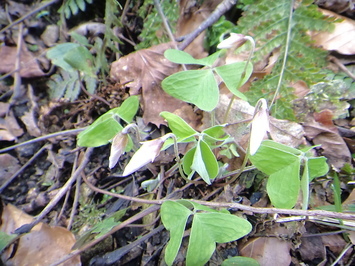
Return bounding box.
[76,33,330,265]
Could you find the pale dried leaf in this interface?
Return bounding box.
[0,154,20,186]
[240,237,291,265]
[310,9,355,55]
[110,43,195,126]
[216,95,305,150]
[1,204,80,266]
[0,110,24,141]
[0,43,45,78]
[20,111,41,137]
[303,114,351,169]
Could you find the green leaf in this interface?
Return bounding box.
[182,146,196,177]
[68,0,79,16]
[47,43,80,72]
[75,0,86,11]
[267,160,300,209]
[249,140,300,175]
[77,96,139,147]
[161,200,252,266]
[191,139,219,184]
[187,212,252,265]
[164,49,221,67]
[78,117,123,147]
[222,256,260,266]
[308,157,329,180]
[63,46,96,77]
[70,31,91,47]
[117,96,140,123]
[202,125,229,142]
[161,201,192,266]
[160,111,197,140]
[162,69,219,111]
[0,231,17,253]
[214,61,253,100]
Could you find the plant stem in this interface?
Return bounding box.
[222,36,255,124]
[269,0,294,110]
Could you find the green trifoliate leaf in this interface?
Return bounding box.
[266,160,301,209]
[160,111,197,141]
[161,201,192,266]
[214,61,253,100]
[164,49,221,67]
[191,139,219,184]
[77,96,139,147]
[162,69,219,111]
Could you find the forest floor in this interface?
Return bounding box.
[1,0,355,265]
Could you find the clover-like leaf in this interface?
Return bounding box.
[161,201,192,266]
[214,61,253,100]
[160,111,197,141]
[77,96,139,147]
[266,160,301,209]
[164,49,221,67]
[249,140,300,175]
[187,212,252,265]
[191,139,219,184]
[162,69,219,111]
[161,200,252,266]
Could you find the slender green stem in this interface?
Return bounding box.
[163,133,190,182]
[223,36,255,124]
[270,0,294,110]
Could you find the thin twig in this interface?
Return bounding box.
[82,175,355,220]
[178,0,237,50]
[0,0,60,34]
[330,242,353,266]
[329,55,355,80]
[67,156,81,230]
[0,144,50,193]
[49,204,162,266]
[0,128,85,153]
[89,224,165,265]
[14,148,94,234]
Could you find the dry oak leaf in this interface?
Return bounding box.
[0,106,24,141]
[110,43,196,126]
[1,204,80,266]
[310,9,355,55]
[0,42,45,78]
[0,154,20,186]
[303,111,351,169]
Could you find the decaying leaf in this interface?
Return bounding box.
[0,42,45,78]
[0,106,24,141]
[303,111,351,169]
[240,237,291,265]
[216,94,305,150]
[110,43,196,126]
[310,9,355,55]
[1,204,80,266]
[0,154,20,186]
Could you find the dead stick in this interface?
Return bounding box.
[178,0,237,50]
[49,204,161,266]
[0,0,60,34]
[0,128,85,153]
[14,148,94,234]
[83,175,355,220]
